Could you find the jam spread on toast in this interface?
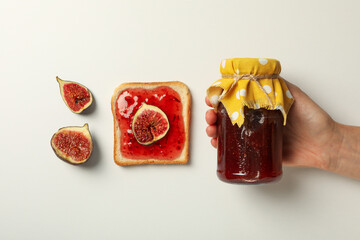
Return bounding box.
[116,86,185,160]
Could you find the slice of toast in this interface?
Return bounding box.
[111,81,191,166]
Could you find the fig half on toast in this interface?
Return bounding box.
[132,103,170,145]
[56,76,93,113]
[51,124,93,164]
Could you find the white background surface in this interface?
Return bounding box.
[1,0,360,239]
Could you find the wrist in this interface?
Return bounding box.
[325,123,360,179]
[324,122,344,172]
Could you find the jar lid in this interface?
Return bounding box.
[220,58,281,75]
[207,58,294,127]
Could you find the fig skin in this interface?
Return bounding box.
[56,76,93,113]
[50,123,93,165]
[132,103,170,145]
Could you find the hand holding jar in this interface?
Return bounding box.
[206,61,360,181]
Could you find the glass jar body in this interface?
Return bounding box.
[217,103,283,184]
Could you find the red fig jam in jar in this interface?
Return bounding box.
[217,103,283,184]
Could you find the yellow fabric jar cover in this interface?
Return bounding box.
[207,58,294,127]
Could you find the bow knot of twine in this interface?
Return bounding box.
[219,74,282,108]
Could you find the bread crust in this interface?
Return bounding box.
[111,81,191,166]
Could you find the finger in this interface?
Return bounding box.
[206,125,217,138]
[205,109,217,125]
[284,80,302,99]
[211,138,218,148]
[205,97,212,107]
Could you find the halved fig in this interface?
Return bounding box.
[132,103,170,145]
[51,123,93,164]
[56,76,93,113]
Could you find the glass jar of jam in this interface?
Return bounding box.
[207,58,293,184]
[217,103,283,184]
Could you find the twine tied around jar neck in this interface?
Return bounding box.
[219,74,284,108]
